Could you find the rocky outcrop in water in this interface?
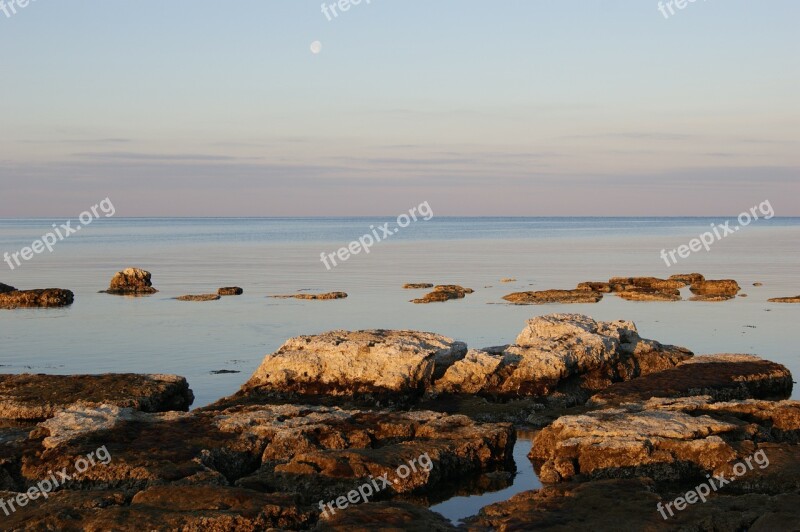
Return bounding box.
[411,285,474,304]
[503,289,603,304]
[175,294,221,301]
[689,279,741,300]
[0,288,74,309]
[218,286,244,296]
[272,292,348,300]
[769,295,800,303]
[102,267,158,295]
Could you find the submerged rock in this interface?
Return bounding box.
[272,292,348,300]
[502,289,603,305]
[0,374,194,420]
[0,288,74,309]
[175,294,221,302]
[615,287,681,301]
[769,295,800,303]
[102,267,158,295]
[218,286,244,296]
[402,283,434,289]
[411,285,474,304]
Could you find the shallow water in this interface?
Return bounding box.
[430,431,540,525]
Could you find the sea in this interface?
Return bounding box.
[1,217,798,523]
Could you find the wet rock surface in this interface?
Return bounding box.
[402,283,434,289]
[218,286,244,296]
[769,295,800,303]
[690,279,741,297]
[272,292,349,300]
[411,285,474,304]
[102,267,158,295]
[502,289,603,304]
[175,294,221,302]
[0,288,74,309]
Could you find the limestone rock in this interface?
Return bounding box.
[690,279,740,297]
[103,267,158,295]
[242,330,467,400]
[0,288,74,309]
[769,295,800,303]
[175,294,221,301]
[411,285,474,304]
[502,289,603,305]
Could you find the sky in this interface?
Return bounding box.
[0,0,798,217]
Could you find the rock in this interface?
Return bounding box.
[241,330,467,401]
[175,294,221,301]
[530,395,800,483]
[690,279,741,297]
[272,292,348,300]
[769,296,800,303]
[10,403,512,528]
[615,288,681,301]
[464,478,800,531]
[316,501,456,530]
[0,288,74,309]
[500,278,516,283]
[689,294,736,302]
[669,272,705,284]
[433,314,691,404]
[0,373,194,420]
[753,282,764,286]
[218,287,244,296]
[609,277,686,290]
[589,354,793,407]
[411,285,474,304]
[0,282,15,294]
[403,283,434,289]
[502,289,603,305]
[576,282,612,293]
[102,267,158,295]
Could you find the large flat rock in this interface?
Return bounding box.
[0,374,194,421]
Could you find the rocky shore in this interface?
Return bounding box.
[0,314,797,530]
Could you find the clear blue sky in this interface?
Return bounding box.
[1,0,798,216]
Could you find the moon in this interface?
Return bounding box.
[310,41,322,55]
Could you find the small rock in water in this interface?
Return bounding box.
[0,288,74,309]
[217,286,243,296]
[271,292,347,300]
[175,294,221,302]
[102,267,158,295]
[411,285,474,303]
[403,283,434,289]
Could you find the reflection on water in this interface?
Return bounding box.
[429,431,540,525]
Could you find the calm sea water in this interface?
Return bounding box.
[1,217,798,407]
[2,217,798,522]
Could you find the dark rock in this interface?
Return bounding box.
[502,289,603,305]
[411,285,474,304]
[175,294,221,302]
[0,288,74,309]
[217,287,244,296]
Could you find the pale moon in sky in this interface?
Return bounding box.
[310,41,322,54]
